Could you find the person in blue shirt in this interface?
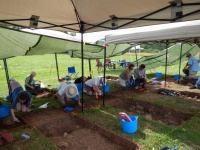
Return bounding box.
[184,53,200,76]
[8,79,32,122]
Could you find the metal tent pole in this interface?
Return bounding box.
[178,43,183,84]
[80,22,84,113]
[164,41,169,88]
[88,59,92,78]
[134,46,138,67]
[55,53,60,80]
[3,59,11,98]
[103,45,106,106]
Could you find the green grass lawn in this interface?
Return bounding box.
[0,53,200,149]
[1,52,198,98]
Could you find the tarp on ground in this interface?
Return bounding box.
[133,43,200,69]
[0,0,200,32]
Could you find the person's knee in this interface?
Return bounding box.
[21,105,27,112]
[16,102,22,111]
[87,91,92,95]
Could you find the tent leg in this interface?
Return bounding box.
[103,46,106,106]
[178,43,183,84]
[55,53,60,80]
[88,59,92,78]
[164,41,169,88]
[134,47,138,67]
[3,59,11,98]
[80,22,84,113]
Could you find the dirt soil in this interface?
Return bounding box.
[22,109,123,150]
[1,76,200,149]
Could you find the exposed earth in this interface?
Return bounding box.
[1,76,200,149]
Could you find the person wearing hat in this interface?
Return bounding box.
[84,77,107,96]
[25,71,41,90]
[55,83,82,106]
[183,53,200,76]
[118,63,135,88]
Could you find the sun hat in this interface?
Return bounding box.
[31,71,36,77]
[65,85,77,98]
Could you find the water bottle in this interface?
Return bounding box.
[21,133,30,140]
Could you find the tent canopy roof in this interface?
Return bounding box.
[0,0,200,32]
[0,27,132,60]
[105,20,200,44]
[133,43,200,69]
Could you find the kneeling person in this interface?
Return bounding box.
[134,64,147,89]
[55,83,82,106]
[84,77,107,96]
[11,91,32,122]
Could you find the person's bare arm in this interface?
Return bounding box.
[77,95,82,106]
[11,109,20,122]
[187,64,192,69]
[55,93,65,105]
[126,70,130,82]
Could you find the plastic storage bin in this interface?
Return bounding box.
[76,84,83,92]
[155,72,162,78]
[120,116,138,134]
[0,105,10,118]
[174,74,182,80]
[101,85,110,92]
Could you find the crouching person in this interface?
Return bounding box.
[11,91,32,122]
[55,83,83,106]
[134,64,147,89]
[8,78,32,122]
[84,77,107,96]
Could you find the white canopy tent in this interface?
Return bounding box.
[105,19,200,87]
[105,20,200,44]
[1,0,200,109]
[0,0,200,32]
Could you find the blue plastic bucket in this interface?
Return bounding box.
[155,72,162,78]
[0,105,10,118]
[101,85,110,92]
[120,116,138,134]
[76,84,83,92]
[174,74,182,80]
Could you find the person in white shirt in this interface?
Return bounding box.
[134,64,147,89]
[55,83,82,106]
[84,77,107,95]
